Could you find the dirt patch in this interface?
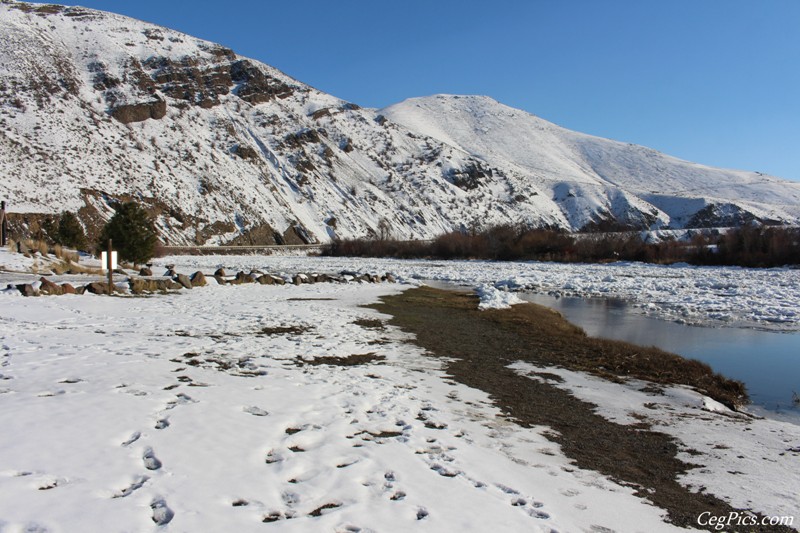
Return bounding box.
[294,353,384,367]
[258,325,312,336]
[353,318,386,330]
[370,286,783,532]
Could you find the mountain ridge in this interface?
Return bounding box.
[1,0,798,246]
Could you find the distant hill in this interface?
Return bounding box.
[2,0,798,246]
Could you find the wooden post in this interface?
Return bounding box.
[0,201,7,247]
[107,238,113,295]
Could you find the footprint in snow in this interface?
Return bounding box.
[528,508,550,519]
[169,392,196,406]
[430,463,459,477]
[38,477,67,490]
[121,431,141,447]
[163,393,196,411]
[281,491,300,507]
[113,475,149,498]
[143,448,162,471]
[154,418,170,430]
[243,406,269,417]
[263,510,296,523]
[265,450,285,464]
[150,498,174,525]
[496,483,520,495]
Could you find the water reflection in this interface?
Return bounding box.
[520,293,800,422]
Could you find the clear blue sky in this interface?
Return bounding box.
[66,1,800,181]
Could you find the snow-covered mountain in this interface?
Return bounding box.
[382,95,800,231]
[1,0,799,245]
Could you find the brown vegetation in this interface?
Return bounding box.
[324,224,800,268]
[369,287,785,531]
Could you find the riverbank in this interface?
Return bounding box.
[157,254,800,330]
[371,286,797,530]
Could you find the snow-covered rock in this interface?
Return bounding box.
[476,283,524,310]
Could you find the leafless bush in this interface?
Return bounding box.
[324,225,800,267]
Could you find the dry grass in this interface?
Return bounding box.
[21,239,49,256]
[368,287,780,531]
[61,262,104,276]
[373,286,748,409]
[53,244,80,263]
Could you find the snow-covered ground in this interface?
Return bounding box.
[1,252,799,530]
[511,363,800,521]
[1,280,704,532]
[156,254,800,330]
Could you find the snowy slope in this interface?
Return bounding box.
[1,1,799,246]
[0,1,510,244]
[382,95,800,229]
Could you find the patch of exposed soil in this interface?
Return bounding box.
[294,353,384,367]
[370,286,786,532]
[258,325,312,336]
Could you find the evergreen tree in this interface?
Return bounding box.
[56,211,87,250]
[97,202,158,265]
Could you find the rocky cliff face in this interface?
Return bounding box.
[1,0,798,246]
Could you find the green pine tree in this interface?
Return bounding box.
[56,211,87,250]
[97,202,158,265]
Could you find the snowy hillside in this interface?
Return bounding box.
[382,95,800,230]
[1,1,799,245]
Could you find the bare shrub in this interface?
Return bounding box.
[325,225,800,268]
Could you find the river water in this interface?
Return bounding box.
[520,293,800,422]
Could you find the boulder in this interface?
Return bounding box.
[273,276,286,286]
[61,283,77,295]
[129,278,152,294]
[214,275,227,285]
[86,282,110,295]
[137,278,179,293]
[214,268,227,277]
[385,273,396,283]
[175,273,193,289]
[166,280,183,291]
[39,277,63,295]
[16,283,37,297]
[256,274,274,285]
[139,267,153,276]
[235,271,252,284]
[190,271,207,287]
